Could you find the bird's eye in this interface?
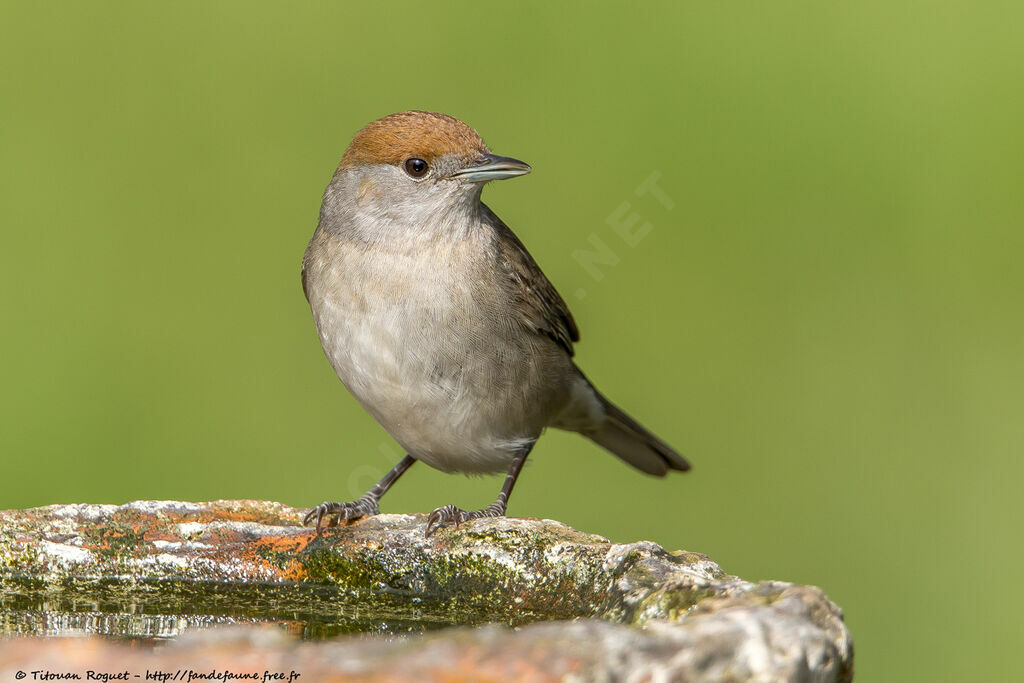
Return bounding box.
[404,157,429,178]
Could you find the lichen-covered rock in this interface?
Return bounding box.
[0,500,853,681]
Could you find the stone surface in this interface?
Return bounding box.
[0,500,853,681]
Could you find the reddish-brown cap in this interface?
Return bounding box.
[340,111,489,168]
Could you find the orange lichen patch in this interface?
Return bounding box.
[188,500,299,526]
[251,534,313,555]
[194,510,240,523]
[340,110,489,168]
[200,526,251,546]
[80,526,145,553]
[142,529,181,543]
[128,521,149,535]
[268,557,308,582]
[243,534,315,581]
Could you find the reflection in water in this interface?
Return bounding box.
[0,576,524,642]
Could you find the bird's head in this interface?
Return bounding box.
[330,111,530,226]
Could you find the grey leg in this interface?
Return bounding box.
[425,444,532,537]
[304,454,416,532]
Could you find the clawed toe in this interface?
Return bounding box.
[302,502,331,529]
[425,504,465,537]
[303,497,380,532]
[425,502,507,537]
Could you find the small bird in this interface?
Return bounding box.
[301,111,689,536]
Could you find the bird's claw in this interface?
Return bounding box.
[425,502,505,537]
[425,504,465,537]
[303,497,380,532]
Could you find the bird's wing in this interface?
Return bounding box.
[489,207,580,356]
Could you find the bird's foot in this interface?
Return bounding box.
[303,495,380,532]
[425,501,506,537]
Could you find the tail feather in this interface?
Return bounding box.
[558,371,690,476]
[591,394,691,475]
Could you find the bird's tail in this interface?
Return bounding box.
[561,372,691,476]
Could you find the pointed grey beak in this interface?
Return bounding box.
[448,153,531,182]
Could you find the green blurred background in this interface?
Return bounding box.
[2,1,1021,679]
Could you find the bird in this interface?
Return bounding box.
[301,111,689,536]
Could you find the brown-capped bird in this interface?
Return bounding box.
[301,111,689,535]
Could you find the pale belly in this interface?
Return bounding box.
[306,240,572,473]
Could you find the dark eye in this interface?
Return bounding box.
[404,157,429,178]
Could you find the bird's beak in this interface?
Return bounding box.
[448,153,531,182]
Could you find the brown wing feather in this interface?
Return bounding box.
[487,206,579,356]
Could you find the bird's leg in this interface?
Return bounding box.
[425,444,533,537]
[303,454,416,532]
